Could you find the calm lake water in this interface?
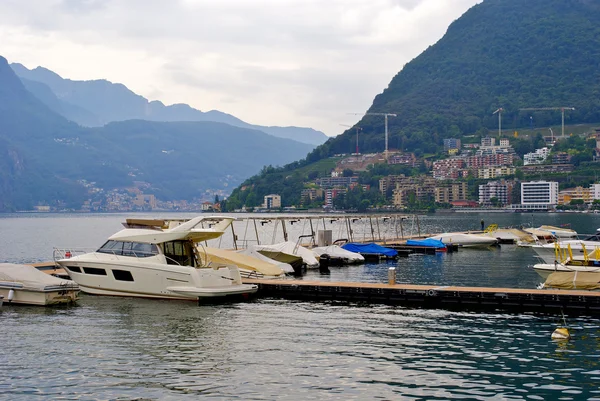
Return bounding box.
[2,212,600,400]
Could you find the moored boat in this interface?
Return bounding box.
[55,216,257,300]
[426,232,498,248]
[254,241,320,269]
[312,245,365,266]
[0,263,79,306]
[341,243,398,261]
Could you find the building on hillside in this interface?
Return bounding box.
[301,188,324,204]
[316,176,358,189]
[263,194,281,209]
[434,182,469,203]
[200,201,214,211]
[558,186,593,205]
[324,188,347,208]
[523,147,550,165]
[379,175,406,195]
[591,183,600,200]
[509,180,558,211]
[481,137,495,147]
[552,152,572,164]
[479,180,514,206]
[466,153,514,168]
[521,164,574,174]
[443,138,461,152]
[388,153,418,167]
[499,138,510,147]
[477,166,516,179]
[432,158,466,180]
[392,180,436,208]
[133,194,157,209]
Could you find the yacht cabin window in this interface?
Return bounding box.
[97,240,158,257]
[162,240,196,266]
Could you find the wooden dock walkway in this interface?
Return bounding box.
[34,262,600,316]
[242,278,600,316]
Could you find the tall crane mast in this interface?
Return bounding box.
[340,124,362,155]
[351,112,397,160]
[493,108,503,138]
[519,107,575,140]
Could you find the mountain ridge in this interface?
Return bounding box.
[10,62,328,145]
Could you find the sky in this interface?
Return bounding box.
[0,0,481,136]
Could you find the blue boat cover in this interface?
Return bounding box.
[341,243,398,257]
[405,238,447,249]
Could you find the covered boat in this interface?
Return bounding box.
[426,233,498,248]
[0,263,79,306]
[542,271,600,290]
[341,243,398,261]
[198,247,286,279]
[312,245,365,266]
[406,238,447,251]
[254,241,319,269]
[236,246,295,274]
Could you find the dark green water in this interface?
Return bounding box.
[1,212,600,400]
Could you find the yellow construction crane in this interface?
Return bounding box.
[350,112,397,160]
[519,107,575,140]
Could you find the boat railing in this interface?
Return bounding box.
[52,247,162,263]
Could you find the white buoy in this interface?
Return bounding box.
[552,327,571,340]
[7,289,15,302]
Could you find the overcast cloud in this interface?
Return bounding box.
[0,0,480,136]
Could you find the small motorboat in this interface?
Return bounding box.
[531,229,600,264]
[312,245,365,266]
[541,271,600,291]
[198,247,286,279]
[525,225,578,240]
[341,243,398,261]
[426,233,498,248]
[254,241,320,269]
[405,238,448,252]
[0,263,79,306]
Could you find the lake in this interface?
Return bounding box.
[1,212,600,400]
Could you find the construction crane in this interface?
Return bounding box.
[493,108,503,138]
[350,112,397,159]
[519,107,575,139]
[340,124,362,155]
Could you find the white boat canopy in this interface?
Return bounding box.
[312,245,365,263]
[254,241,319,268]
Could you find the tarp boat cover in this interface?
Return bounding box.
[237,246,295,274]
[312,245,365,263]
[341,243,398,257]
[0,263,79,291]
[543,271,600,290]
[200,247,285,277]
[405,238,447,249]
[254,241,319,268]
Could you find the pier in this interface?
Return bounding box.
[242,278,600,316]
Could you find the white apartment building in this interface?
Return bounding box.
[592,183,600,201]
[521,181,558,205]
[479,181,510,206]
[523,147,550,165]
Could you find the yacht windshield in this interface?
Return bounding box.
[97,240,158,257]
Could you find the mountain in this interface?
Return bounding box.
[225,0,600,207]
[305,0,600,160]
[10,63,328,146]
[0,55,315,211]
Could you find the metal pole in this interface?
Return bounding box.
[385,114,388,160]
[281,219,288,242]
[562,108,565,138]
[231,223,238,250]
[253,218,260,245]
[499,111,502,138]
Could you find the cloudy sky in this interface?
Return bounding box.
[1,0,480,136]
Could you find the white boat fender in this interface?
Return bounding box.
[7,289,14,302]
[551,327,570,340]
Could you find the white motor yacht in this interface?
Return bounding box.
[55,216,257,300]
[426,232,498,248]
[531,230,600,263]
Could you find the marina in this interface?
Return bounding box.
[3,212,600,399]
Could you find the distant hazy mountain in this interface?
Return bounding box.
[0,55,315,211]
[10,63,328,146]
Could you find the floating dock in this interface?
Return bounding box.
[242,278,600,316]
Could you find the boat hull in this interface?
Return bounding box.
[533,263,600,280]
[0,285,78,306]
[58,256,257,300]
